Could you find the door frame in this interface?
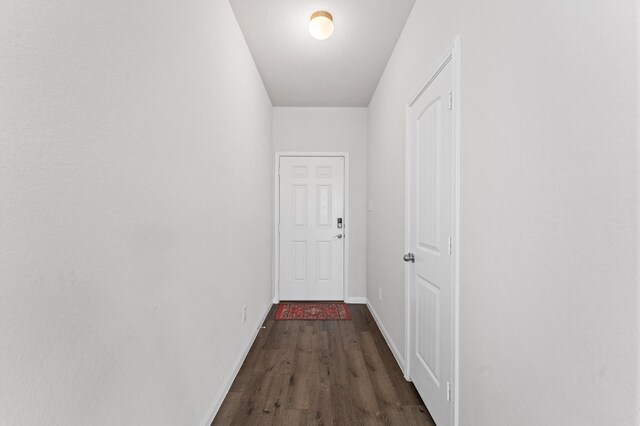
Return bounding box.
[273,152,350,303]
[404,36,461,426]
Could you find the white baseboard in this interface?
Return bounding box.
[366,299,406,374]
[200,301,273,426]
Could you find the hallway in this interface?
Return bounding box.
[213,305,434,425]
[1,0,639,424]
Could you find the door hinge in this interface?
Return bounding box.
[447,381,452,402]
[448,91,453,110]
[448,236,452,255]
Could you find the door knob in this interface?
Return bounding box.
[333,234,343,239]
[403,252,415,263]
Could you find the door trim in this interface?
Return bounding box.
[404,36,461,426]
[273,152,350,303]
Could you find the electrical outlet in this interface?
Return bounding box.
[368,200,374,212]
[242,305,247,324]
[378,286,382,301]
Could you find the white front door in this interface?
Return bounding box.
[279,156,345,301]
[406,58,455,426]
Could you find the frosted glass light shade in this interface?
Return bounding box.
[309,11,334,40]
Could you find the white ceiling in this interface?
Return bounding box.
[229,0,416,107]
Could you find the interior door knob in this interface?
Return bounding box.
[333,234,343,239]
[403,252,415,263]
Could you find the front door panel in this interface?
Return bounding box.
[279,157,344,300]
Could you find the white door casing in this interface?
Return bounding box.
[405,41,459,426]
[278,156,345,301]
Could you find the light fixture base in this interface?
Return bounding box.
[310,11,333,22]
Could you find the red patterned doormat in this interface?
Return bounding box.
[275,303,351,320]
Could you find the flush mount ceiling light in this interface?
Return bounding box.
[309,11,334,40]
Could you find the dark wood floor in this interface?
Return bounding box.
[212,304,435,426]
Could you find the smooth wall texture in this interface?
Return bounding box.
[367,0,639,424]
[0,1,272,424]
[273,107,367,300]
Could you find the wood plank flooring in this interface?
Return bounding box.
[212,304,435,426]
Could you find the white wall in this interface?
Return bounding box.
[0,1,272,425]
[273,107,368,301]
[367,1,639,425]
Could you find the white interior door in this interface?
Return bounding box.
[279,156,344,301]
[406,58,455,426]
